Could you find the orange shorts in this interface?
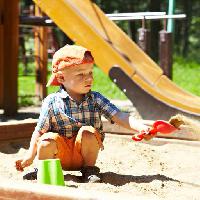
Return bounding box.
[38,126,103,170]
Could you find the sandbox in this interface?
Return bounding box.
[0,133,200,199]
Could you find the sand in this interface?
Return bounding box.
[1,101,200,199]
[0,134,200,199]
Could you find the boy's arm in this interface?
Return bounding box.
[16,96,52,171]
[111,111,154,133]
[27,131,41,159]
[15,131,41,171]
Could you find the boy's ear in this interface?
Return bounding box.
[56,71,64,83]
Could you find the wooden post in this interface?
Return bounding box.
[2,0,18,115]
[0,0,3,108]
[137,19,151,55]
[159,29,173,78]
[137,28,151,55]
[34,6,48,100]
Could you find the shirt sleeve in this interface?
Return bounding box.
[95,92,120,121]
[33,96,52,134]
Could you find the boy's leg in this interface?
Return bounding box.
[37,132,75,169]
[75,126,103,183]
[37,129,103,182]
[80,126,100,166]
[37,139,58,160]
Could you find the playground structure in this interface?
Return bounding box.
[0,2,199,121]
[0,0,200,120]
[33,0,200,120]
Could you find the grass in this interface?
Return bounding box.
[18,57,200,106]
[172,57,200,96]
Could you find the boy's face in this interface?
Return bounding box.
[59,63,94,98]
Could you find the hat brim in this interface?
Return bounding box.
[46,73,61,87]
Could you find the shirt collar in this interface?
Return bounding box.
[58,85,92,100]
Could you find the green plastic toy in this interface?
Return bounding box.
[37,158,65,186]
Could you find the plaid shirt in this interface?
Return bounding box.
[34,86,120,139]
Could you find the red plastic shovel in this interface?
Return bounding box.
[132,120,178,141]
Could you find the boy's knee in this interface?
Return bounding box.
[79,126,96,141]
[79,126,103,150]
[82,130,96,142]
[79,126,96,134]
[37,139,57,153]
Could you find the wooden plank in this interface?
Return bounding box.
[0,0,4,108]
[0,119,37,141]
[35,5,47,100]
[0,179,134,200]
[103,119,200,141]
[3,0,18,115]
[0,118,199,142]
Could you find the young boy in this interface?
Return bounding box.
[15,45,155,183]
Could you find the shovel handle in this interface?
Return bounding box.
[132,129,154,142]
[132,120,177,142]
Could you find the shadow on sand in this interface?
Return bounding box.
[0,112,39,122]
[23,171,200,188]
[63,172,179,186]
[0,139,30,154]
[101,172,179,186]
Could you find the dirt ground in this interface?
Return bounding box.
[0,134,200,199]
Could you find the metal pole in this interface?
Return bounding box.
[167,0,175,32]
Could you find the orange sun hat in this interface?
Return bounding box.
[46,45,94,87]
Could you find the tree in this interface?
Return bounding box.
[149,0,162,62]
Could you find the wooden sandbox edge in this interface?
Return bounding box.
[0,179,142,200]
[0,119,199,141]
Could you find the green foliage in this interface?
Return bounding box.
[18,95,34,107]
[18,75,36,106]
[173,56,200,96]
[18,75,35,95]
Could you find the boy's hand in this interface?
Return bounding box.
[132,125,156,141]
[132,130,156,141]
[15,155,34,172]
[134,123,151,133]
[143,132,156,141]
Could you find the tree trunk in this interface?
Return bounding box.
[182,0,192,57]
[126,1,137,41]
[149,0,161,62]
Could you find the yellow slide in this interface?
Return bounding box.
[33,0,200,117]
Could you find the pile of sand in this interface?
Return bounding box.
[0,134,200,199]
